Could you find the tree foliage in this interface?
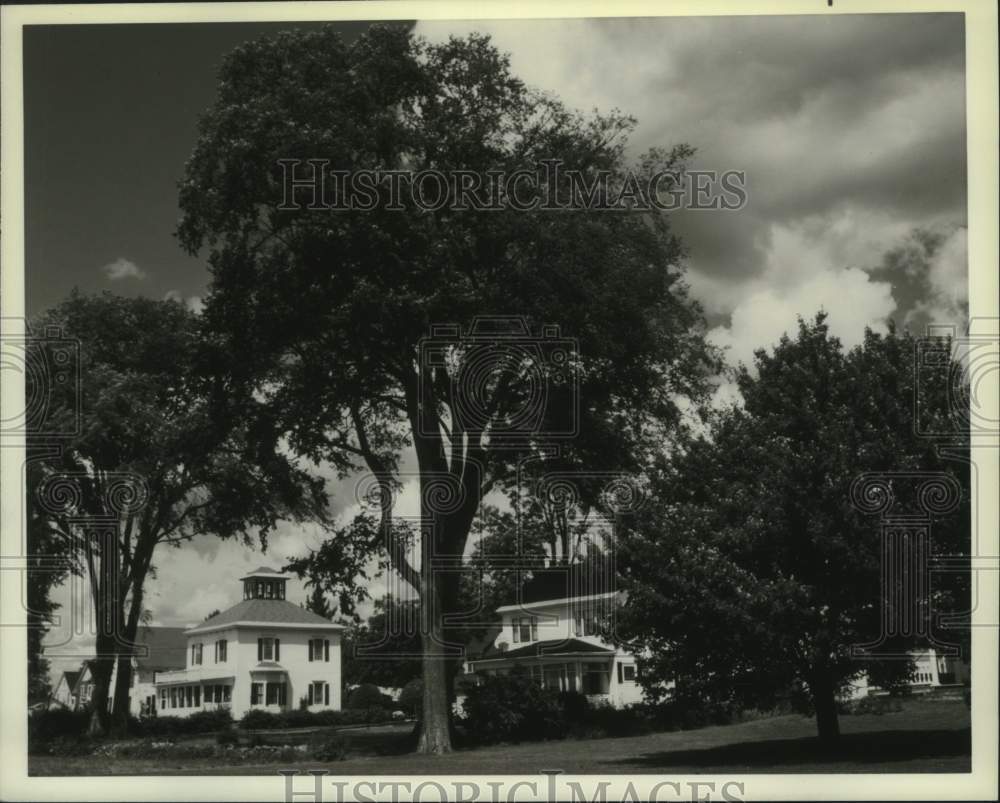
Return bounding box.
[177,24,716,752]
[27,292,324,734]
[616,314,971,743]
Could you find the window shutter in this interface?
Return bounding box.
[617,662,623,684]
[308,684,314,705]
[324,640,330,662]
[257,638,263,662]
[275,639,280,661]
[324,683,330,705]
[308,640,313,662]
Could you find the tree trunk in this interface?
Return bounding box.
[86,651,114,737]
[110,590,146,736]
[417,547,452,754]
[810,669,841,746]
[109,655,133,736]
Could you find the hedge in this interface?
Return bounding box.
[240,706,391,730]
[129,707,233,737]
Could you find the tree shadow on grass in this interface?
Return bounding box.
[609,728,971,772]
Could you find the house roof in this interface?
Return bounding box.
[475,637,614,662]
[133,626,188,672]
[59,670,81,692]
[184,599,342,633]
[462,625,503,661]
[502,559,618,607]
[239,566,287,581]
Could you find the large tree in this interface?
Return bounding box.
[28,292,324,735]
[617,315,970,744]
[177,25,716,752]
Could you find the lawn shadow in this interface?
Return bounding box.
[610,727,971,772]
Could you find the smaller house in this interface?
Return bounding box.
[467,560,644,709]
[45,628,189,715]
[49,669,81,710]
[846,648,971,699]
[74,661,96,710]
[120,626,188,716]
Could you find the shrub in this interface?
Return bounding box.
[216,728,240,746]
[398,679,422,716]
[28,709,90,742]
[461,674,567,745]
[347,683,386,710]
[843,695,904,716]
[36,734,95,757]
[132,708,233,737]
[581,703,654,738]
[309,734,348,762]
[558,691,590,726]
[240,709,285,730]
[239,706,392,731]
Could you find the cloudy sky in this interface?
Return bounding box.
[26,14,968,676]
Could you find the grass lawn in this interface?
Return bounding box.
[29,699,970,776]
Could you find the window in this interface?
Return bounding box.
[309,638,331,662]
[215,639,227,663]
[251,683,264,705]
[170,687,177,708]
[309,681,329,706]
[512,617,536,643]
[543,663,575,692]
[205,685,214,704]
[257,637,280,661]
[222,685,231,703]
[193,686,200,706]
[583,664,610,695]
[622,664,637,682]
[186,686,194,707]
[191,643,203,665]
[266,682,287,706]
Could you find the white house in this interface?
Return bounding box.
[49,668,82,710]
[47,628,204,715]
[846,647,971,699]
[152,567,344,719]
[467,561,644,708]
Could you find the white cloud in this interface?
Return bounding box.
[919,226,968,325]
[705,214,898,372]
[164,290,205,314]
[101,257,146,281]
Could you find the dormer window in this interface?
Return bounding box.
[511,616,538,643]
